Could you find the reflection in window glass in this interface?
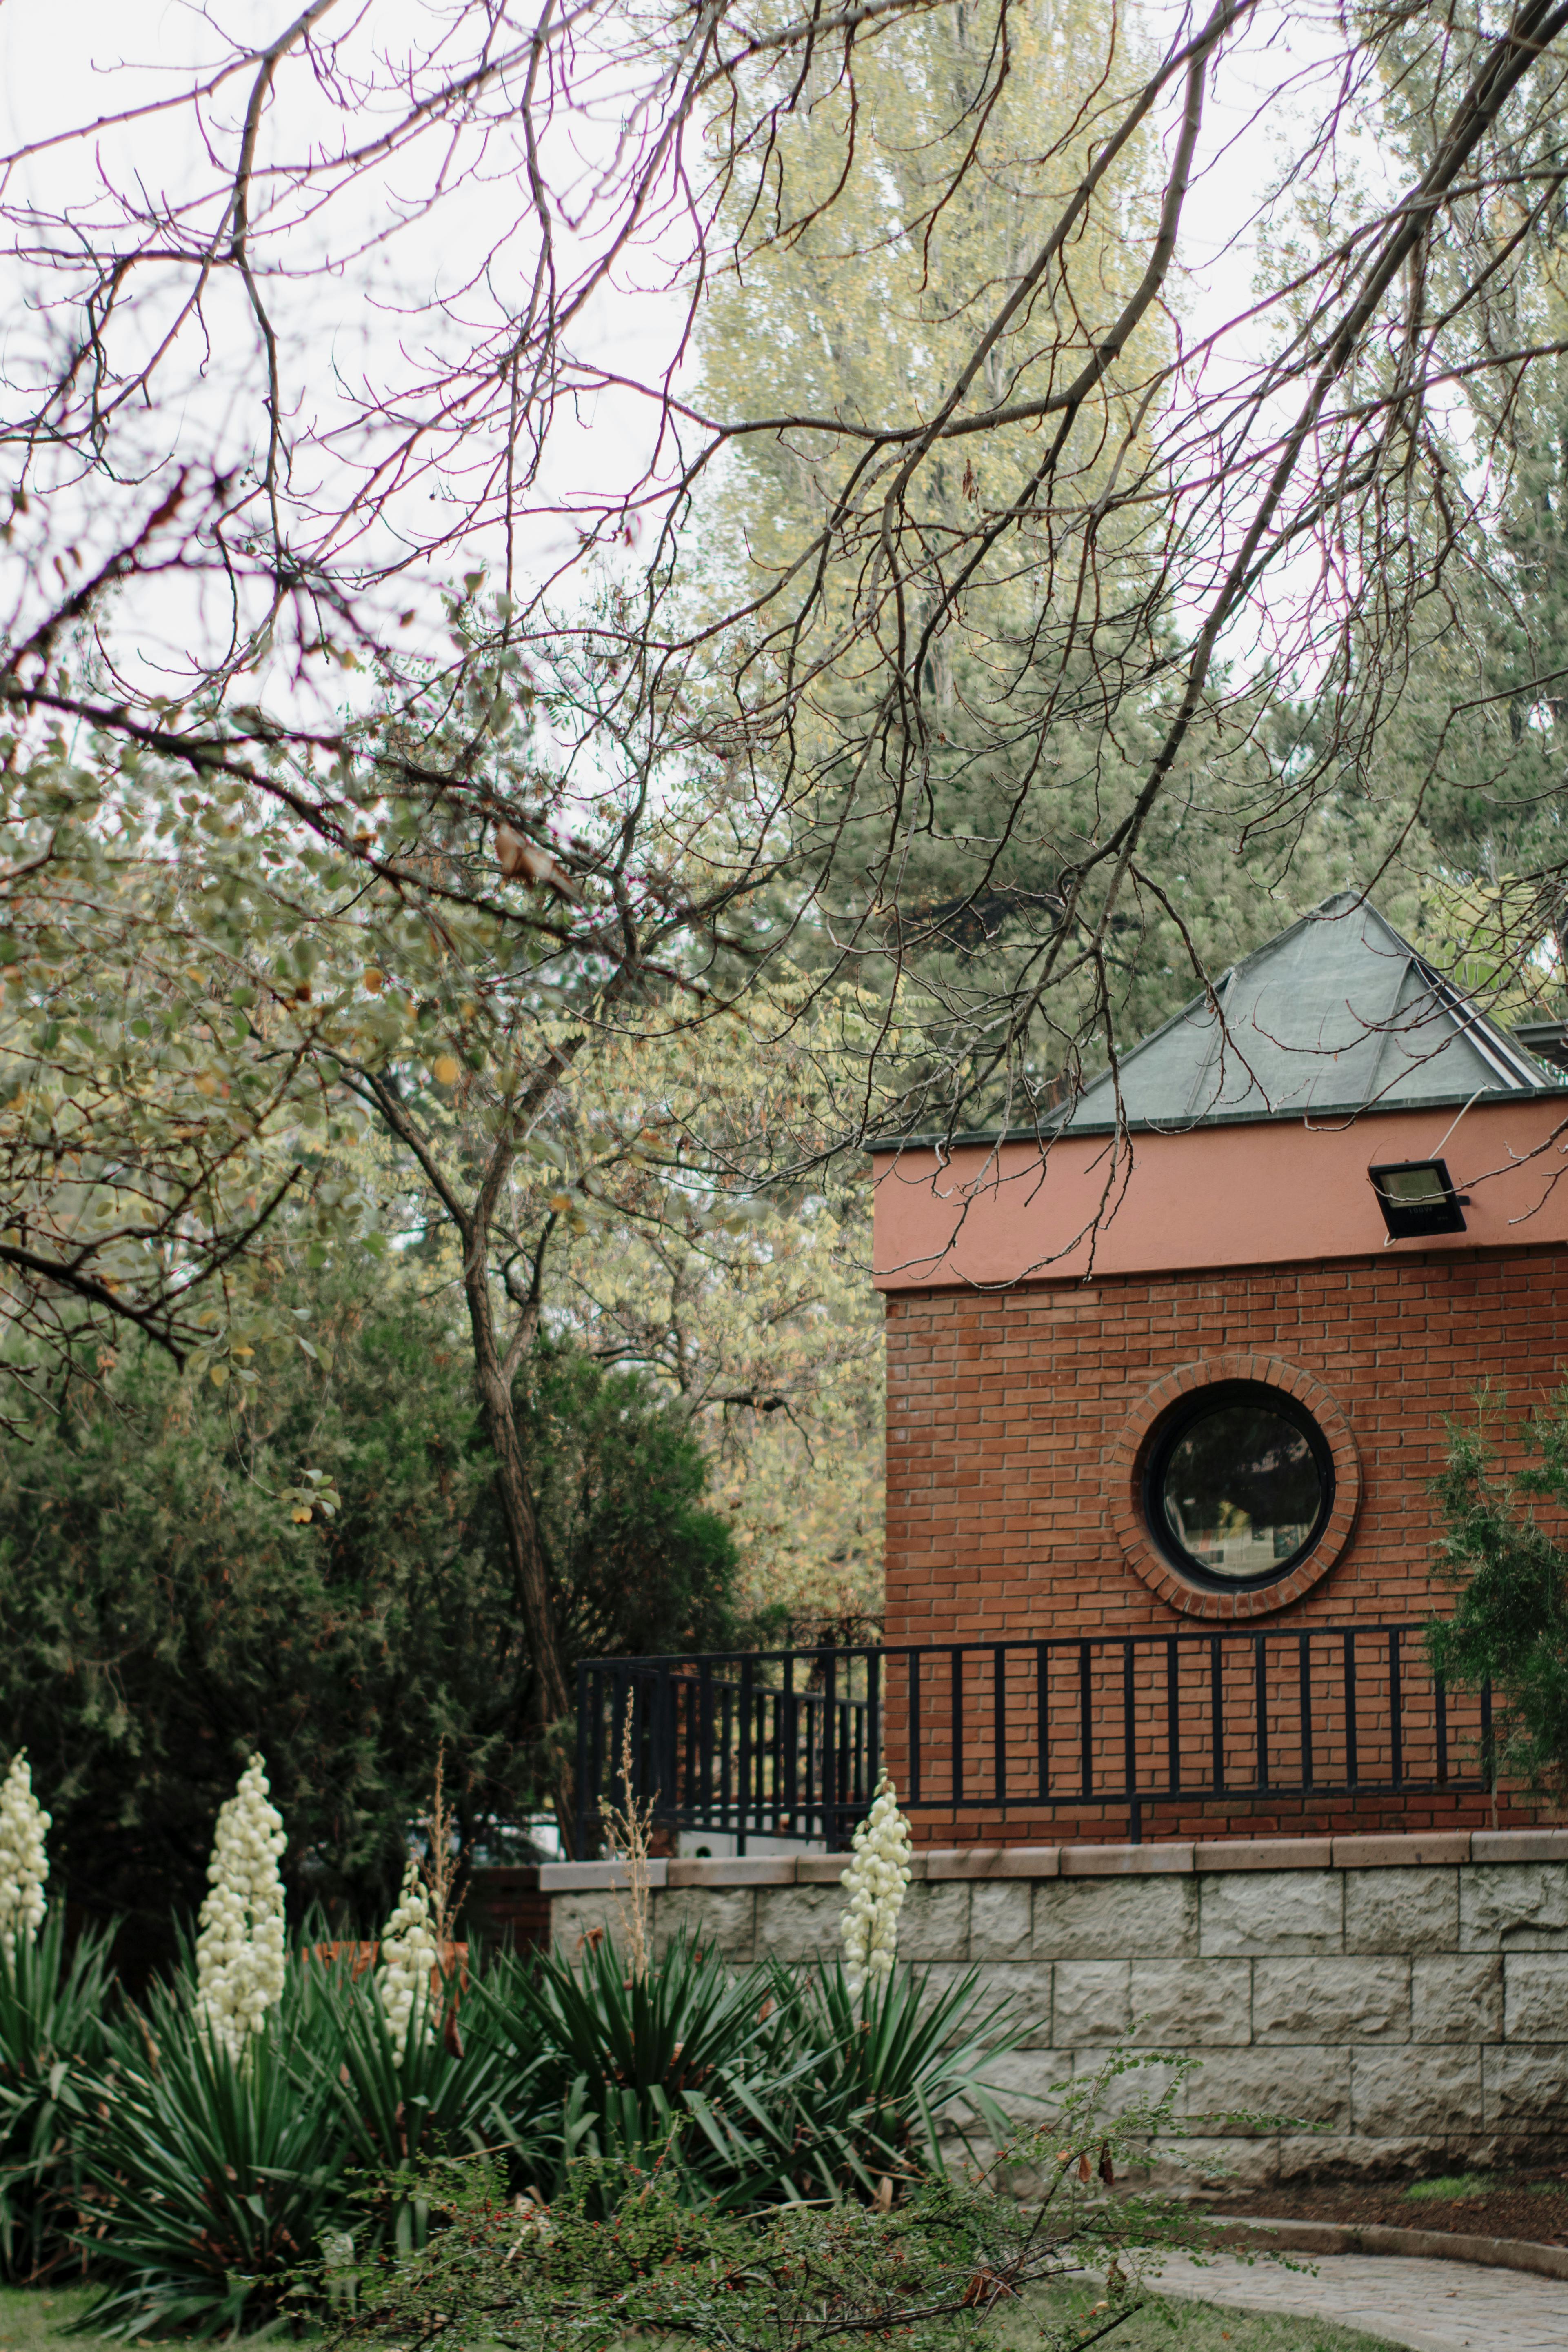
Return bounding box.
[1156,1400,1325,1581]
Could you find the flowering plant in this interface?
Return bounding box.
[0,1752,49,1960]
[194,1755,287,2059]
[378,1858,439,2056]
[839,1772,912,1998]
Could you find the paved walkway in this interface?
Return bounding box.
[1150,2248,1568,2351]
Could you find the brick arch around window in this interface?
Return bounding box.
[1106,1355,1362,1621]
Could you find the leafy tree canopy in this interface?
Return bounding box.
[0,1259,746,1960]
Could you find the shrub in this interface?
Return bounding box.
[306,2050,1215,2352]
[0,1910,117,2282]
[72,1957,349,2338]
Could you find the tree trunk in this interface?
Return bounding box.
[461,1238,578,1855]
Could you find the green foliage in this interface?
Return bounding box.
[0,1263,746,1954]
[73,1964,349,2339]
[0,1912,117,2283]
[487,1933,1024,2214]
[489,1932,800,2209]
[777,1957,1021,2198]
[318,1961,543,2256]
[312,2049,1211,2352]
[520,1342,745,1659]
[1427,1385,1568,1790]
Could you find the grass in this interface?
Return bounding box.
[0,2289,99,2352]
[1402,2172,1496,2202]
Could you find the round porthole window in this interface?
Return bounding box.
[1142,1380,1334,1592]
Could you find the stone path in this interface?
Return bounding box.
[1149,2248,1568,2350]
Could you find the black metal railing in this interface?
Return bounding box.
[576,1623,1494,1854]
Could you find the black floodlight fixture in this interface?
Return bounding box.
[1368,1157,1470,1239]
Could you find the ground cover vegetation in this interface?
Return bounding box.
[0,1755,1307,2352]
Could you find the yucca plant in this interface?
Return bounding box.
[317,1953,543,2255]
[0,1909,118,2281]
[73,1959,349,2338]
[488,1931,800,2210]
[777,1957,1023,2199]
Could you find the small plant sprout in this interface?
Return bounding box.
[378,1857,440,2056]
[194,1754,287,2059]
[0,1751,49,1959]
[840,1771,913,1999]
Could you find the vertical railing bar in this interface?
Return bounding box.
[995,1644,1008,1810]
[1079,1641,1093,1801]
[867,1650,882,1815]
[1210,1635,1224,1795]
[1299,1633,1314,1794]
[1254,1633,1269,1794]
[1435,1668,1449,1788]
[782,1655,797,1834]
[1481,1678,1494,1799]
[824,1648,839,1846]
[1166,1637,1181,1797]
[1344,1630,1359,1790]
[575,1660,592,1858]
[1388,1626,1404,1790]
[720,1683,734,1831]
[738,1657,755,1848]
[1036,1642,1050,1805]
[1122,1640,1136,1801]
[698,1659,715,1826]
[951,1648,964,1810]
[910,1650,922,1808]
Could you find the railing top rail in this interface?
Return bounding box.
[585,1621,1440,1673]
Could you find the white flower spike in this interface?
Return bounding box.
[840,1772,913,1999]
[0,1753,49,1961]
[195,1755,287,2061]
[378,1858,439,2057]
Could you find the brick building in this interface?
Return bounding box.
[871,895,1568,1846]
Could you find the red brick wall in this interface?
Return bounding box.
[882,1243,1568,1845]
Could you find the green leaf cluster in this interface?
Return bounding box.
[0,1262,748,1960]
[1428,1385,1568,1791]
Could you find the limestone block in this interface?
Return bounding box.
[1350,2045,1483,2138]
[1275,2134,1436,2182]
[1068,2047,1190,2123]
[1183,2045,1350,2136]
[1483,2041,1568,2128]
[1504,1952,1568,2041]
[1128,1960,1253,2047]
[972,2047,1074,2122]
[1344,1866,1457,1957]
[755,1882,845,1962]
[1411,1955,1503,2044]
[962,1961,1054,2048]
[1052,1961,1131,2046]
[652,1887,755,1960]
[1177,2135,1280,2191]
[1459,1863,1568,1951]
[1031,1872,1198,1961]
[1253,1957,1409,2045]
[895,1881,971,1962]
[968,1881,1032,1963]
[1198,1870,1342,1957]
[549,1892,620,1950]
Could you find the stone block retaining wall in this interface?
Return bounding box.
[478,1832,1568,2184]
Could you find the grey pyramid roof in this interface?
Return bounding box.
[1066,893,1561,1131]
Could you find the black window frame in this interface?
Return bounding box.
[1141,1379,1336,1592]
